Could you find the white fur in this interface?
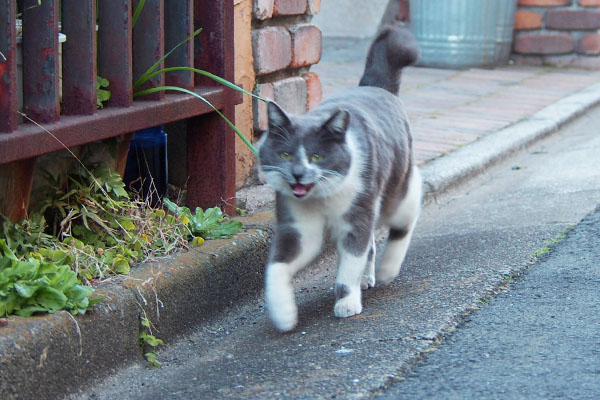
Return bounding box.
[376,166,422,285]
[265,210,325,331]
[334,250,369,317]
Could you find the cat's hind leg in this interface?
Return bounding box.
[265,219,324,332]
[376,167,422,285]
[361,235,376,290]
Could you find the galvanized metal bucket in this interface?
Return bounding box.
[409,0,517,69]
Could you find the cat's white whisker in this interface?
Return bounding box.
[268,130,293,145]
[316,175,341,197]
[261,165,284,172]
[321,169,344,179]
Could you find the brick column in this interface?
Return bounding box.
[252,0,323,133]
[513,0,600,68]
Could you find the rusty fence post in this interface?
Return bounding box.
[61,0,97,115]
[0,158,36,222]
[98,0,133,108]
[165,0,194,90]
[21,0,60,123]
[0,0,18,133]
[187,0,236,214]
[132,0,165,101]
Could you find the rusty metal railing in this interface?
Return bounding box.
[0,0,238,220]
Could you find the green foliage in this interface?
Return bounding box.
[0,239,100,317]
[164,199,242,240]
[139,316,163,367]
[3,164,190,285]
[97,76,111,109]
[2,214,54,255]
[1,161,244,317]
[130,24,265,156]
[27,165,192,282]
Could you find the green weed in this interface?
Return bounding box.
[164,199,242,240]
[97,76,111,109]
[1,162,242,317]
[139,316,163,367]
[0,239,101,317]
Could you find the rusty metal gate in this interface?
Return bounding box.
[0,0,238,221]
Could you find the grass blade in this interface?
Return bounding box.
[133,28,203,91]
[134,86,257,155]
[142,67,267,102]
[132,0,147,28]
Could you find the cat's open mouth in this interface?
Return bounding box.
[291,183,314,198]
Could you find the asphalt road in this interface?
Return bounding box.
[376,205,600,400]
[71,106,600,399]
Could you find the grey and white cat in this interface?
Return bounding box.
[258,24,422,332]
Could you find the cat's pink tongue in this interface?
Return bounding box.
[292,184,311,198]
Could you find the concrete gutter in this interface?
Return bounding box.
[2,83,600,399]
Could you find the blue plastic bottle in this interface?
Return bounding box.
[124,126,168,204]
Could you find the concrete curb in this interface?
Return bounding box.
[2,83,600,399]
[421,81,600,204]
[0,213,275,400]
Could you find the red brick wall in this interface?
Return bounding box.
[252,0,323,132]
[513,0,600,68]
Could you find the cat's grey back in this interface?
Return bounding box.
[316,86,413,217]
[317,85,411,149]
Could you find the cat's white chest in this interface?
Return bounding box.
[292,182,359,241]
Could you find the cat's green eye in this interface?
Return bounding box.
[310,153,323,163]
[279,152,292,161]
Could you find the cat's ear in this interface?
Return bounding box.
[267,101,291,130]
[323,109,350,138]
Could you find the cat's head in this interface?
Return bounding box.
[258,102,352,199]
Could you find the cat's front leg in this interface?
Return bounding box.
[265,261,299,332]
[334,232,372,318]
[265,221,324,332]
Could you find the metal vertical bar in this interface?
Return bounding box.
[193,0,233,87]
[98,0,133,107]
[164,0,194,90]
[115,132,134,177]
[61,0,97,115]
[132,0,165,100]
[0,0,18,132]
[187,0,236,213]
[0,158,36,222]
[21,0,60,123]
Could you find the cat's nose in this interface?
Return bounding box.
[292,172,303,182]
[292,165,304,182]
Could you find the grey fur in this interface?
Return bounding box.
[389,227,409,241]
[359,24,419,95]
[261,24,422,331]
[343,192,376,256]
[367,246,375,264]
[335,283,351,300]
[271,225,301,263]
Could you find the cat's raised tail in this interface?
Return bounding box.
[358,23,420,95]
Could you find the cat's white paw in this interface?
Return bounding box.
[334,294,362,318]
[268,301,298,332]
[361,274,376,290]
[265,262,299,332]
[375,269,396,286]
